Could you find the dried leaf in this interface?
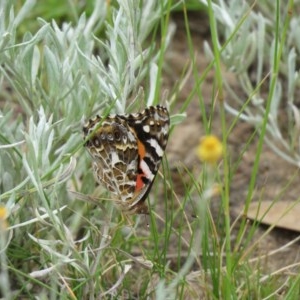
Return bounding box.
[245,201,300,232]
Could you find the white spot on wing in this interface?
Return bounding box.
[111,151,120,166]
[140,159,154,180]
[149,138,164,157]
[143,125,150,133]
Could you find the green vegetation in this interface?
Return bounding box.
[1,0,300,299]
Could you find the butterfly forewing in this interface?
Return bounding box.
[83,105,170,214]
[122,106,169,208]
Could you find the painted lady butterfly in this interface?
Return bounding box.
[83,105,170,214]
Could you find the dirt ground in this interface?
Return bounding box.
[163,12,300,274]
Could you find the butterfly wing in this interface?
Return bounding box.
[83,105,170,214]
[121,105,170,213]
[83,115,139,203]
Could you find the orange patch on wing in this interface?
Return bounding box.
[135,174,145,192]
[135,139,146,192]
[137,139,146,159]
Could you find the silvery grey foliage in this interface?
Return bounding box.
[0,0,175,297]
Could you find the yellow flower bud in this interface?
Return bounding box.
[0,205,8,230]
[196,135,223,164]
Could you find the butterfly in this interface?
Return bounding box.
[83,105,170,214]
